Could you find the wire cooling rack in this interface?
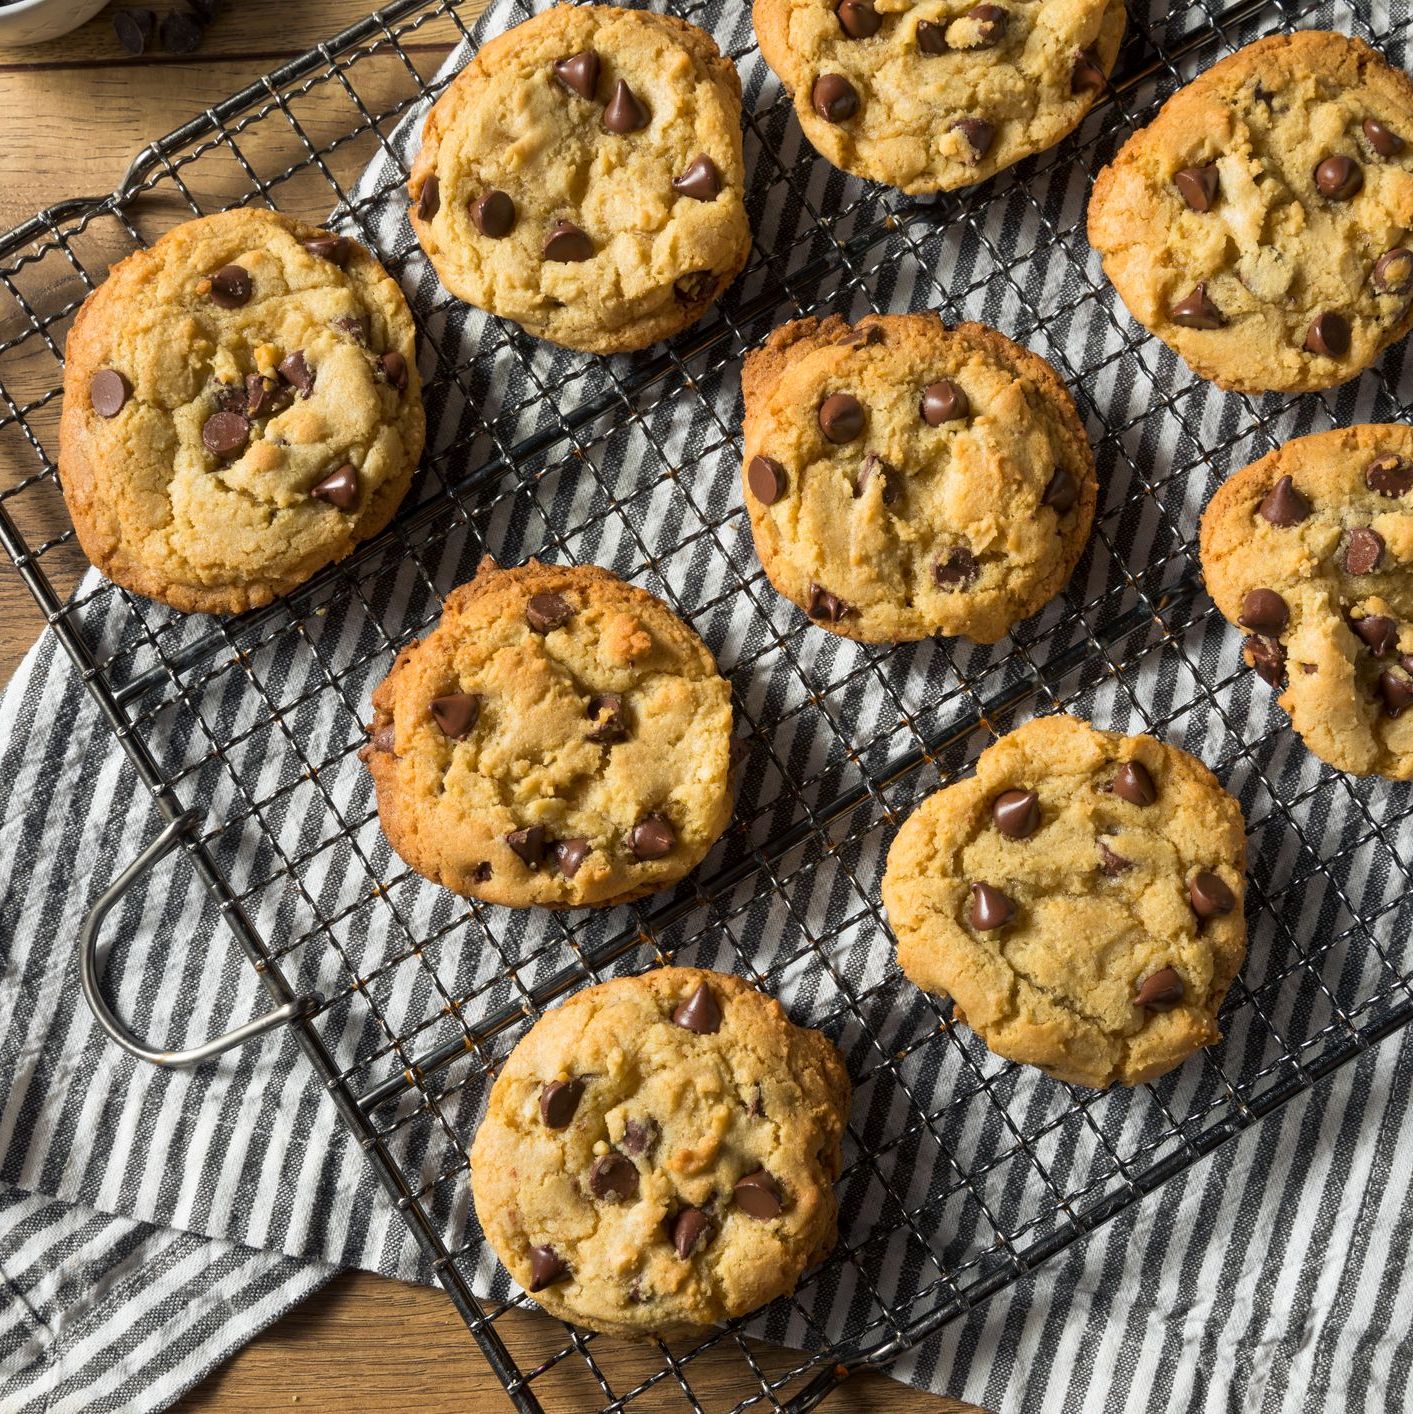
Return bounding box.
[5,0,1413,1407]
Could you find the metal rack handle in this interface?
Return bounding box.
[79,810,319,1068]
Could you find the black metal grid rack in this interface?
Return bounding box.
[4,0,1413,1407]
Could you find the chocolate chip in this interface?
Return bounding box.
[921,379,968,425]
[471,190,516,239]
[1175,164,1219,213]
[187,0,221,25]
[526,592,573,632]
[671,1207,713,1258]
[807,583,849,622]
[1344,527,1385,575]
[212,379,246,412]
[208,264,251,309]
[331,314,369,344]
[1071,47,1106,93]
[160,10,204,54]
[673,270,716,303]
[430,692,481,739]
[506,826,548,868]
[836,0,880,37]
[1257,475,1311,526]
[1364,116,1405,157]
[916,19,947,52]
[380,351,409,392]
[278,350,314,397]
[837,322,884,347]
[588,1151,639,1202]
[819,392,865,443]
[621,1117,659,1156]
[1042,467,1078,514]
[934,546,977,588]
[303,233,350,265]
[585,692,628,744]
[603,78,649,134]
[1188,870,1235,919]
[812,74,859,123]
[1305,311,1351,358]
[543,221,593,263]
[1378,668,1413,716]
[1313,154,1362,200]
[855,452,901,505]
[1171,282,1225,329]
[540,1078,584,1128]
[1367,453,1413,497]
[732,1169,782,1219]
[368,721,395,754]
[1111,761,1157,806]
[553,50,599,100]
[1244,634,1286,687]
[113,8,155,54]
[964,4,1007,45]
[1098,839,1133,876]
[415,175,440,222]
[1373,248,1413,296]
[747,455,787,505]
[672,981,721,1034]
[90,369,129,418]
[630,812,674,860]
[201,410,250,459]
[672,154,721,201]
[244,373,284,419]
[551,838,591,878]
[968,881,1014,930]
[528,1245,568,1291]
[1238,587,1289,635]
[952,117,994,163]
[1354,614,1398,656]
[472,861,492,883]
[1134,967,1185,1010]
[311,463,359,512]
[1252,80,1276,109]
[992,789,1039,839]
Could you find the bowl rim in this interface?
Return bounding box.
[0,0,103,19]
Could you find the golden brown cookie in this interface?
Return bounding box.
[469,967,851,1336]
[1088,31,1413,393]
[407,4,751,353]
[58,208,424,615]
[362,559,735,908]
[1200,423,1413,779]
[740,312,1096,643]
[882,715,1247,1088]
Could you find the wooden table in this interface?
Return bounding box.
[0,4,985,1408]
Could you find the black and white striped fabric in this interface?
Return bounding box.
[5,0,1413,1408]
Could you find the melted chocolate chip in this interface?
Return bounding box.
[90,369,129,418]
[1188,870,1235,919]
[1305,311,1351,358]
[245,373,286,420]
[303,233,351,265]
[1258,475,1311,526]
[671,1207,713,1258]
[1344,528,1385,576]
[585,692,628,744]
[672,154,721,201]
[630,813,674,859]
[807,583,849,622]
[1244,634,1286,687]
[836,0,880,37]
[430,692,481,739]
[278,350,314,397]
[952,117,994,163]
[747,455,787,505]
[1134,967,1185,1011]
[1313,154,1362,200]
[551,837,591,878]
[621,1117,659,1156]
[553,50,599,100]
[414,174,440,222]
[732,1169,782,1219]
[1373,248,1413,296]
[991,789,1039,839]
[588,1151,639,1202]
[1042,467,1078,514]
[526,592,574,632]
[1353,614,1398,656]
[201,410,250,459]
[528,1245,568,1291]
[813,73,859,123]
[603,78,649,134]
[1098,839,1133,876]
[916,19,947,52]
[1171,282,1225,329]
[969,881,1014,930]
[1378,668,1413,716]
[472,861,493,883]
[672,982,721,1034]
[921,379,968,425]
[963,3,1007,45]
[934,546,977,588]
[1071,47,1106,93]
[540,1078,584,1128]
[543,221,593,263]
[208,264,252,309]
[819,392,865,443]
[1364,116,1405,158]
[506,825,548,868]
[471,190,516,239]
[855,452,901,505]
[311,463,359,512]
[331,314,369,344]
[1366,453,1413,497]
[674,270,716,303]
[380,351,409,392]
[1111,760,1157,806]
[1238,587,1289,635]
[1175,164,1219,213]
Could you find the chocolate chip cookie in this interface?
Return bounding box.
[58,208,424,615]
[881,715,1247,1088]
[362,559,735,908]
[754,0,1125,194]
[469,967,850,1336]
[407,4,751,353]
[1200,424,1413,778]
[741,313,1096,643]
[1088,31,1413,393]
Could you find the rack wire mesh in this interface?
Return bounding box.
[4,0,1413,1407]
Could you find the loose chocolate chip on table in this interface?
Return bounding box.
[1244,634,1286,687]
[1175,164,1219,213]
[1238,587,1290,635]
[672,1208,714,1258]
[934,546,977,588]
[621,1117,659,1156]
[311,463,359,512]
[526,591,574,632]
[506,825,548,868]
[836,0,880,37]
[1170,282,1225,329]
[1378,668,1413,716]
[529,1245,568,1291]
[1374,248,1413,295]
[202,410,250,459]
[585,692,628,743]
[1111,760,1156,806]
[430,692,481,739]
[819,392,865,443]
[551,837,591,878]
[1344,527,1385,575]
[90,369,129,418]
[331,314,369,344]
[603,78,650,133]
[1098,839,1133,876]
[1364,116,1405,157]
[807,583,849,622]
[1354,614,1398,656]
[1134,966,1185,1011]
[969,881,1015,930]
[1258,475,1311,526]
[1071,47,1106,93]
[380,351,409,392]
[540,1078,584,1129]
[588,1151,639,1202]
[160,9,205,53]
[278,350,314,396]
[1042,467,1078,513]
[1188,870,1235,919]
[303,233,350,265]
[992,788,1039,839]
[1313,154,1362,200]
[1305,312,1350,358]
[554,49,600,100]
[471,190,516,238]
[813,73,859,123]
[674,271,716,303]
[916,19,948,52]
[208,263,251,309]
[952,117,995,163]
[630,812,675,860]
[733,1169,782,1219]
[747,455,787,505]
[672,154,721,201]
[113,8,155,55]
[543,221,594,262]
[964,4,1007,45]
[415,174,440,222]
[921,379,968,425]
[1367,453,1413,497]
[672,981,722,1034]
[855,452,901,505]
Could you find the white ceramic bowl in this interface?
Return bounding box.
[0,0,110,46]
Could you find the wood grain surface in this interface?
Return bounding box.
[0,4,987,1409]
